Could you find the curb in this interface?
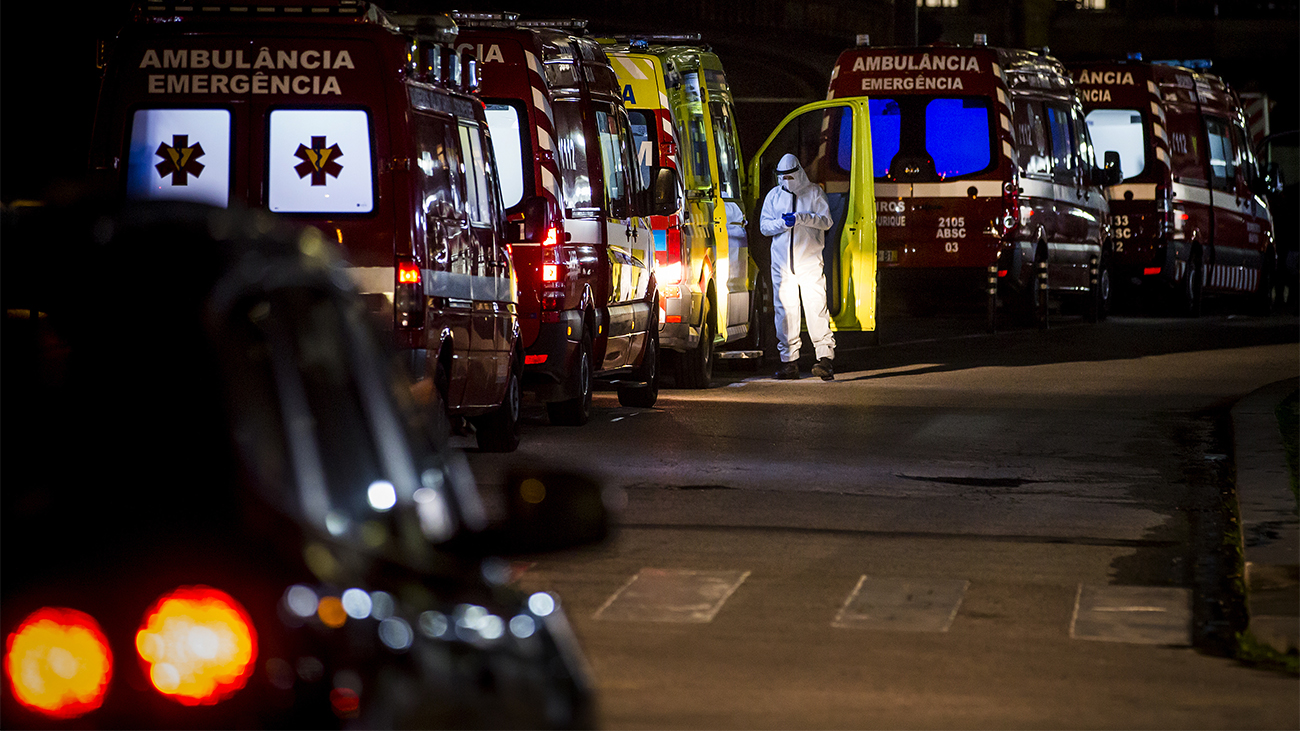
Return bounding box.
[1232,377,1300,655]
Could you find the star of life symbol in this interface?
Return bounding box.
[294,136,344,186]
[155,135,205,186]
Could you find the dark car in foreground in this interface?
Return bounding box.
[1,199,610,728]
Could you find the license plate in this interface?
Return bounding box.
[877,249,899,263]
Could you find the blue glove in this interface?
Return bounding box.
[782,212,797,227]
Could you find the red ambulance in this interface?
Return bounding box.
[829,37,1119,329]
[88,1,526,451]
[1069,58,1277,314]
[454,15,668,425]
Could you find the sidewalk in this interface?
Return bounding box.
[1232,377,1299,655]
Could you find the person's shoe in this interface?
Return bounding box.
[811,357,834,381]
[775,361,799,380]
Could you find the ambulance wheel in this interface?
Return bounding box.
[618,330,659,408]
[1086,251,1112,323]
[1176,250,1203,318]
[1029,248,1050,330]
[547,332,592,426]
[472,352,521,452]
[676,298,715,389]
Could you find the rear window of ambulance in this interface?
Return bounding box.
[126,108,232,207]
[867,96,994,180]
[484,102,529,209]
[267,109,374,214]
[1086,109,1147,180]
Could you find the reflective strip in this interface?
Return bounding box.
[424,269,517,303]
[662,116,674,138]
[993,63,1003,80]
[1171,182,1212,206]
[1210,189,1244,214]
[1019,178,1056,199]
[659,91,670,108]
[526,51,541,75]
[613,55,648,80]
[1107,183,1158,200]
[1150,100,1161,116]
[996,87,1007,106]
[1147,80,1158,95]
[565,218,602,244]
[1000,114,1011,132]
[537,126,553,152]
[532,86,553,126]
[1152,123,1166,142]
[1002,140,1014,160]
[346,266,394,295]
[1156,147,1168,164]
[910,180,1003,198]
[875,182,909,198]
[541,166,557,195]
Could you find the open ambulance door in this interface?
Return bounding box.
[745,99,877,334]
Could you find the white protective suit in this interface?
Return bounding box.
[758,154,835,363]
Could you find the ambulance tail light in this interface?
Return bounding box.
[395,259,425,331]
[999,181,1020,236]
[135,586,257,706]
[6,607,113,719]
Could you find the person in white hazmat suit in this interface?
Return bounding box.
[759,154,835,380]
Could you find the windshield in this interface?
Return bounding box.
[1085,109,1147,181]
[484,102,529,209]
[868,96,994,181]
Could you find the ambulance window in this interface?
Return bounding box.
[926,98,992,178]
[868,99,902,178]
[709,102,743,200]
[1204,117,1237,191]
[553,101,593,214]
[595,108,631,218]
[413,112,454,217]
[126,109,232,207]
[457,123,493,225]
[681,73,714,190]
[267,110,374,214]
[484,102,529,210]
[628,110,657,191]
[1085,109,1146,180]
[1012,99,1051,176]
[1046,104,1079,180]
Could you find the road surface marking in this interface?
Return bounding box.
[592,568,751,623]
[1069,584,1191,645]
[833,576,969,632]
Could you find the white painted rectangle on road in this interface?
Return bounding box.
[1069,584,1191,646]
[833,576,969,632]
[592,568,750,623]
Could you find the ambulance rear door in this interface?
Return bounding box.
[746,99,877,333]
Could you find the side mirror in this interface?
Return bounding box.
[448,470,618,556]
[1103,150,1123,186]
[1265,162,1283,194]
[652,167,681,217]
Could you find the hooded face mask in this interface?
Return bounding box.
[775,153,812,195]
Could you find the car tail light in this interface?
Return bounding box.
[135,586,257,706]
[5,607,113,719]
[395,258,425,330]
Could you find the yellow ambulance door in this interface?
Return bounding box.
[676,70,721,339]
[747,99,877,333]
[699,64,751,343]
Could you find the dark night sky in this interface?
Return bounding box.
[2,1,1296,203]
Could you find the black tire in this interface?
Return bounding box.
[546,331,592,426]
[472,353,521,452]
[1028,248,1049,329]
[1086,251,1112,323]
[617,330,659,408]
[675,298,714,389]
[1176,250,1203,318]
[1253,250,1277,315]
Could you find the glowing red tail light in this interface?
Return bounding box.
[398,261,421,285]
[5,608,113,719]
[135,586,257,706]
[542,226,558,247]
[542,264,559,282]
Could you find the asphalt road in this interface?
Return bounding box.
[464,310,1300,729]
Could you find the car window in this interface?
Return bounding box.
[595,107,631,219]
[267,109,374,214]
[553,100,594,214]
[127,108,232,207]
[680,73,714,190]
[1046,103,1079,181]
[1085,108,1147,180]
[1012,98,1051,176]
[709,101,743,200]
[628,109,657,191]
[1204,116,1237,191]
[484,101,529,209]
